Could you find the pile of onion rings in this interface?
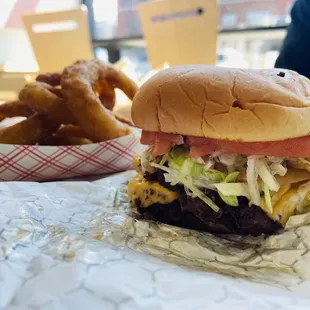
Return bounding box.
[0,59,138,145]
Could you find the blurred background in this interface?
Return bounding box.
[0,0,294,101]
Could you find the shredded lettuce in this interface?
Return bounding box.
[140,150,157,173]
[169,147,187,166]
[263,183,273,213]
[270,162,287,176]
[218,172,240,207]
[159,153,169,166]
[204,158,215,170]
[141,146,290,212]
[150,162,220,212]
[191,162,204,178]
[202,169,226,182]
[225,171,240,183]
[218,153,238,166]
[219,194,239,207]
[267,156,283,163]
[256,159,280,192]
[246,158,261,206]
[214,183,250,198]
[193,157,205,164]
[180,158,194,175]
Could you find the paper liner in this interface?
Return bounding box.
[1,171,310,309]
[0,134,141,181]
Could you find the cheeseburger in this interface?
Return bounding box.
[128,65,310,236]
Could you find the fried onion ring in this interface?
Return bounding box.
[19,82,75,125]
[45,86,63,98]
[114,112,134,127]
[97,79,116,111]
[0,100,33,121]
[0,113,59,145]
[36,71,117,111]
[61,60,136,141]
[36,72,62,86]
[42,135,92,146]
[36,69,117,110]
[19,81,127,128]
[55,125,93,140]
[73,60,138,100]
[35,61,135,112]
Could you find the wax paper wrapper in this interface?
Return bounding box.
[0,134,141,182]
[1,171,310,309]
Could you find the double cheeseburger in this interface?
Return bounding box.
[128,65,310,236]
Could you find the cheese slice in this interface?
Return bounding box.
[128,174,178,207]
[276,168,310,185]
[262,181,310,226]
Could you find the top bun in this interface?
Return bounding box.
[131,65,310,142]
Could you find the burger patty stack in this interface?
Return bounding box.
[127,65,310,236]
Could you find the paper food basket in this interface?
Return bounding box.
[0,133,141,181]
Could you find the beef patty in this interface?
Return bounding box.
[135,171,281,236]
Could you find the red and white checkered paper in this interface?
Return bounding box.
[0,134,142,181]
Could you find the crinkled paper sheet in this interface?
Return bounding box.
[1,171,310,310]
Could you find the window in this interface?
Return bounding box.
[221,13,237,29]
[0,0,80,29]
[0,0,80,70]
[246,11,272,27]
[88,0,297,71]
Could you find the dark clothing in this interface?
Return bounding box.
[275,0,310,79]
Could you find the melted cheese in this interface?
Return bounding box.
[271,188,300,226]
[128,175,178,207]
[260,184,291,214]
[133,154,142,174]
[262,183,310,226]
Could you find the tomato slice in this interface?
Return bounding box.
[141,131,184,156]
[188,136,310,158]
[151,138,175,156]
[140,131,157,145]
[141,131,310,158]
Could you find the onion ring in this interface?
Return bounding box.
[61,60,137,141]
[73,60,138,100]
[19,82,75,125]
[0,113,59,145]
[36,69,117,111]
[42,135,92,146]
[97,79,116,111]
[19,81,130,128]
[114,112,134,127]
[0,100,33,121]
[36,72,62,86]
[55,125,93,140]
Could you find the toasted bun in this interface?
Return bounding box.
[132,65,310,141]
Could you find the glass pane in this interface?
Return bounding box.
[0,0,80,29]
[118,27,287,73]
[120,46,151,78]
[0,0,80,71]
[218,30,286,69]
[219,0,294,30]
[92,0,296,40]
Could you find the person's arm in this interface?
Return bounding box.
[275,0,310,78]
